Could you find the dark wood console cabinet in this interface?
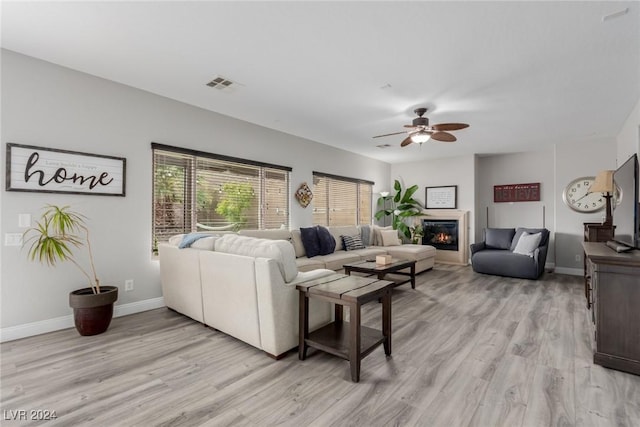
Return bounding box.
[583,222,614,308]
[583,242,640,376]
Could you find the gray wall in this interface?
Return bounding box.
[0,50,390,331]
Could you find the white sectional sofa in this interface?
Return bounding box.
[158,225,436,358]
[159,234,335,358]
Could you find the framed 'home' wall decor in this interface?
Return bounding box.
[6,143,126,196]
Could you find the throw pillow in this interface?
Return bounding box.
[513,231,542,257]
[342,234,365,251]
[372,225,393,246]
[380,229,401,247]
[300,226,321,258]
[359,225,372,247]
[317,226,336,255]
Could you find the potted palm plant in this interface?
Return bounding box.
[23,205,118,336]
[375,179,424,239]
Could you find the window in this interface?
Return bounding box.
[312,172,373,226]
[152,143,290,251]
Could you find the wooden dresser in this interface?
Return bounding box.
[583,242,640,376]
[583,222,614,308]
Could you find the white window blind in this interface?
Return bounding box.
[312,172,373,226]
[152,144,290,252]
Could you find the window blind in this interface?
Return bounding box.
[312,172,373,226]
[152,145,290,252]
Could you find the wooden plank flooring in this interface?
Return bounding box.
[2,264,640,426]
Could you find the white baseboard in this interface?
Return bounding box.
[0,297,165,343]
[553,267,583,276]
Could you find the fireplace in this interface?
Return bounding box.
[422,219,459,251]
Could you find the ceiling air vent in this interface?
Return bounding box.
[376,144,392,149]
[206,75,236,90]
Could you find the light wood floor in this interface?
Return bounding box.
[2,264,640,426]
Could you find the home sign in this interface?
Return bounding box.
[6,143,126,196]
[494,182,540,203]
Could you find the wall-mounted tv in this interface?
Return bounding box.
[612,153,639,249]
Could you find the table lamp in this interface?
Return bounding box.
[589,170,614,225]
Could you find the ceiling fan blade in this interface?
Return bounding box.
[403,124,418,128]
[372,130,408,138]
[400,136,414,147]
[431,123,469,131]
[431,131,457,142]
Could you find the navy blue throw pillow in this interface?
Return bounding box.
[317,226,336,255]
[300,226,321,258]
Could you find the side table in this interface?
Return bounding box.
[297,273,394,382]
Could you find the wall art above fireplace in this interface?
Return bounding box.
[425,185,457,209]
[6,143,126,196]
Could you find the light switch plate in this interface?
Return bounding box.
[18,214,31,228]
[5,233,23,246]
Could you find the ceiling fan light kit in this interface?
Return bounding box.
[373,107,469,148]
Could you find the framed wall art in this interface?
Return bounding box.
[425,185,457,209]
[6,143,126,196]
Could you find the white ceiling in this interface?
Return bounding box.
[2,1,639,164]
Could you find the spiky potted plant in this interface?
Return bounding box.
[23,205,118,336]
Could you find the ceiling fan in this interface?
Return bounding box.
[373,108,469,147]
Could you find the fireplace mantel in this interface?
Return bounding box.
[416,210,469,265]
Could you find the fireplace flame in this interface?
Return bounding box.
[435,232,450,243]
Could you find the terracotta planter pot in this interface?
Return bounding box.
[69,286,118,336]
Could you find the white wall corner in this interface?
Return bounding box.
[0,297,165,343]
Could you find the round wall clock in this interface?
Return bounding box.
[562,176,621,213]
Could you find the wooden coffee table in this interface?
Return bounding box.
[343,259,416,289]
[297,273,394,382]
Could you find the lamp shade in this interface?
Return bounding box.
[589,170,614,193]
[411,130,431,144]
[380,191,389,197]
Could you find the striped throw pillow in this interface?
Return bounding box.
[341,234,365,251]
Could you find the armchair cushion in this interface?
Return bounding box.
[510,227,550,251]
[512,231,542,257]
[484,228,516,249]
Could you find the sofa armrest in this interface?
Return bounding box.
[254,259,332,357]
[470,242,486,255]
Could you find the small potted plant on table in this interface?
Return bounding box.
[24,205,118,336]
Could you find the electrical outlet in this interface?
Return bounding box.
[125,279,134,292]
[575,254,581,262]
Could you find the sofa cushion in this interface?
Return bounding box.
[371,225,393,246]
[300,226,321,258]
[385,244,436,262]
[380,229,401,246]
[290,229,306,258]
[342,234,365,251]
[510,227,550,251]
[484,228,516,250]
[314,251,361,271]
[513,231,542,257]
[178,233,215,249]
[317,226,336,255]
[328,226,360,251]
[238,229,292,241]
[295,257,326,272]
[214,234,298,283]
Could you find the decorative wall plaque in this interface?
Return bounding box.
[425,185,457,209]
[295,182,313,207]
[494,182,540,203]
[6,143,126,196]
